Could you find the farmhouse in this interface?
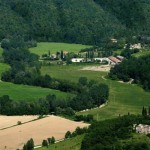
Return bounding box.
[116,55,124,61]
[71,58,84,62]
[108,56,121,65]
[134,124,150,135]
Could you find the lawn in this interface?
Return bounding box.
[41,64,150,121]
[29,42,91,56]
[37,135,84,150]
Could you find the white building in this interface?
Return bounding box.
[71,58,84,63]
[134,124,150,135]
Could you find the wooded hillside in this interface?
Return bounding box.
[0,0,150,45]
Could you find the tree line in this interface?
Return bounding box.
[109,55,150,90]
[81,114,150,150]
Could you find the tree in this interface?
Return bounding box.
[142,106,147,117]
[65,131,72,139]
[23,138,34,150]
[78,77,87,86]
[148,106,150,116]
[61,50,64,60]
[42,140,48,147]
[51,136,55,144]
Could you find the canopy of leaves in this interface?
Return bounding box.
[0,0,149,45]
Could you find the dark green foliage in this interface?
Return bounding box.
[75,115,94,123]
[109,55,150,89]
[51,136,55,144]
[23,138,34,150]
[42,140,48,147]
[0,0,149,44]
[81,115,150,150]
[142,106,148,117]
[65,131,72,139]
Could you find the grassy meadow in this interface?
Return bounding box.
[0,81,72,101]
[132,49,150,57]
[0,63,10,77]
[0,47,3,57]
[29,42,91,56]
[0,63,72,101]
[37,135,84,150]
[41,64,150,121]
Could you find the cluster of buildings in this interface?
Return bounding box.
[71,55,124,65]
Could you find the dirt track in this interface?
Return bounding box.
[0,115,89,150]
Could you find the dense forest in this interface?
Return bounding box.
[0,0,150,45]
[81,115,150,150]
[109,55,150,90]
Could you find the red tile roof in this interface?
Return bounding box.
[108,56,121,63]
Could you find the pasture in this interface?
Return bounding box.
[29,42,91,56]
[41,64,150,121]
[0,47,3,57]
[0,116,89,150]
[0,81,72,101]
[132,49,150,57]
[0,63,72,101]
[0,63,10,77]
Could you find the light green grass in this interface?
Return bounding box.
[120,133,150,148]
[0,63,72,101]
[0,81,72,101]
[41,64,150,121]
[37,135,84,150]
[132,49,150,57]
[0,63,10,77]
[29,42,91,56]
[0,47,3,57]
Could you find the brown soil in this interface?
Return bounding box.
[0,115,89,150]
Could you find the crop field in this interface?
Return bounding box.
[37,135,84,150]
[0,116,89,150]
[29,42,91,56]
[0,115,39,129]
[41,64,150,121]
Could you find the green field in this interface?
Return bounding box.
[0,81,72,101]
[29,42,91,56]
[0,47,3,57]
[37,135,84,150]
[132,49,150,57]
[41,64,150,121]
[0,63,72,101]
[0,63,10,77]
